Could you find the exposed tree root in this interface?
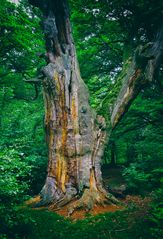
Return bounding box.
[67,188,121,216]
[25,196,41,206]
[48,169,122,215]
[26,169,122,216]
[65,168,122,216]
[49,194,76,210]
[25,187,122,218]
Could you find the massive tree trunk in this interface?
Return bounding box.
[28,0,117,212]
[28,0,163,213]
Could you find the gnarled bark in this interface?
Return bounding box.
[28,0,109,210]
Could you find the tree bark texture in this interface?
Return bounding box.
[28,0,107,208]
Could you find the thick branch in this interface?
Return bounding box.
[110,24,163,129]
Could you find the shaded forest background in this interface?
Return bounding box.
[0,0,162,238]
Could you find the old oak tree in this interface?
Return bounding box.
[28,0,163,214]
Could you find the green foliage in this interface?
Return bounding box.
[0,148,31,236]
[122,163,151,193]
[0,86,47,194]
[147,186,163,239]
[0,1,47,237]
[0,146,47,237]
[0,0,47,194]
[109,84,163,195]
[9,207,153,239]
[0,0,45,78]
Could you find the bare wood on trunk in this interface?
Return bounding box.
[28,0,115,211]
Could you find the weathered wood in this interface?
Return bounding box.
[111,25,163,128]
[28,0,107,207]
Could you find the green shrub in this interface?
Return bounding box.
[0,148,32,237]
[148,182,163,239]
[122,163,151,194]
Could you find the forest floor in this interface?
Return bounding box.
[54,195,151,220]
[22,166,152,239]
